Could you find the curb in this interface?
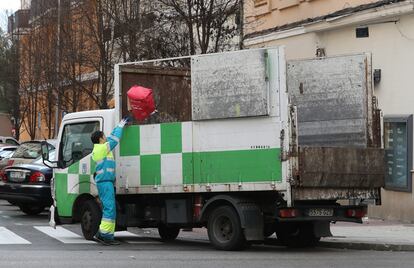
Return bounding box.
[319,240,414,251]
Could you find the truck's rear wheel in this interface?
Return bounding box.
[276,222,320,248]
[158,224,180,241]
[207,205,246,251]
[80,200,102,240]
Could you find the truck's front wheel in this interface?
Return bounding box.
[207,205,246,251]
[80,200,102,240]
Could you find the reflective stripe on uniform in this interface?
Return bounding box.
[99,218,115,234]
[107,168,115,172]
[109,135,120,143]
[96,170,104,175]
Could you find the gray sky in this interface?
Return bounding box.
[0,0,21,32]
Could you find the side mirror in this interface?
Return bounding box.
[41,141,50,161]
[72,142,83,162]
[41,141,58,168]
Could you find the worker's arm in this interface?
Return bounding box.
[106,117,131,152]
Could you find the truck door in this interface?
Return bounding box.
[54,119,102,218]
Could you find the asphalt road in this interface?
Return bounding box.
[0,200,413,268]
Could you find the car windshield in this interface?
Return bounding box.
[34,149,56,164]
[12,142,43,159]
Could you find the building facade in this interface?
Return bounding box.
[244,0,414,222]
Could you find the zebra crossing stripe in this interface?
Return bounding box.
[0,227,31,244]
[115,231,161,244]
[34,226,96,244]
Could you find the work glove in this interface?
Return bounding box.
[118,116,132,127]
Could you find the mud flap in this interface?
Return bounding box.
[313,221,332,238]
[240,204,264,241]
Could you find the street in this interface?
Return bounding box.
[0,200,412,268]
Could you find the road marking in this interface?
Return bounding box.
[34,226,96,244]
[115,231,161,244]
[0,227,31,244]
[1,215,10,218]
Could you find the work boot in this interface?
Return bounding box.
[106,239,121,246]
[94,234,110,246]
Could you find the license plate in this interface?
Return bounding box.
[307,208,334,217]
[9,171,26,182]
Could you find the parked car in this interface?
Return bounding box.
[0,144,18,160]
[0,136,19,146]
[0,149,56,215]
[0,140,56,172]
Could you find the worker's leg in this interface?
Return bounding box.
[96,181,116,241]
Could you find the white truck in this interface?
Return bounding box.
[42,47,384,250]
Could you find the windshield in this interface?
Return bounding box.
[13,142,54,159]
[0,150,13,158]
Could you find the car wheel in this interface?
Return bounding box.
[7,200,17,206]
[207,205,246,251]
[80,200,102,240]
[158,224,180,241]
[19,205,46,215]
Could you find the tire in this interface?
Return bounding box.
[7,200,17,206]
[80,200,102,240]
[207,205,246,251]
[275,222,320,248]
[19,204,45,215]
[158,224,180,241]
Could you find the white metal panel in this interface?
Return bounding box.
[161,153,183,186]
[117,156,141,188]
[140,124,161,155]
[287,54,370,147]
[192,117,281,152]
[181,122,193,153]
[191,49,269,120]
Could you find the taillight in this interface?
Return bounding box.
[0,170,7,182]
[29,171,46,183]
[6,160,14,167]
[278,208,299,218]
[346,207,367,218]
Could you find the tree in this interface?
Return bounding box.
[0,29,22,139]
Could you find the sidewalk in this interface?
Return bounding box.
[320,218,414,251]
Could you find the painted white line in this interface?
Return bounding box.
[0,227,31,244]
[1,215,10,218]
[34,226,96,244]
[115,231,161,244]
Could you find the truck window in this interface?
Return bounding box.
[60,121,100,166]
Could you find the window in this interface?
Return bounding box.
[384,115,413,192]
[60,121,100,166]
[6,139,19,146]
[13,142,43,159]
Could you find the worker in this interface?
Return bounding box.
[90,116,130,245]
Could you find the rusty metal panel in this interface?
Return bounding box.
[191,49,269,120]
[293,187,381,201]
[120,66,191,123]
[297,147,385,188]
[288,54,370,147]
